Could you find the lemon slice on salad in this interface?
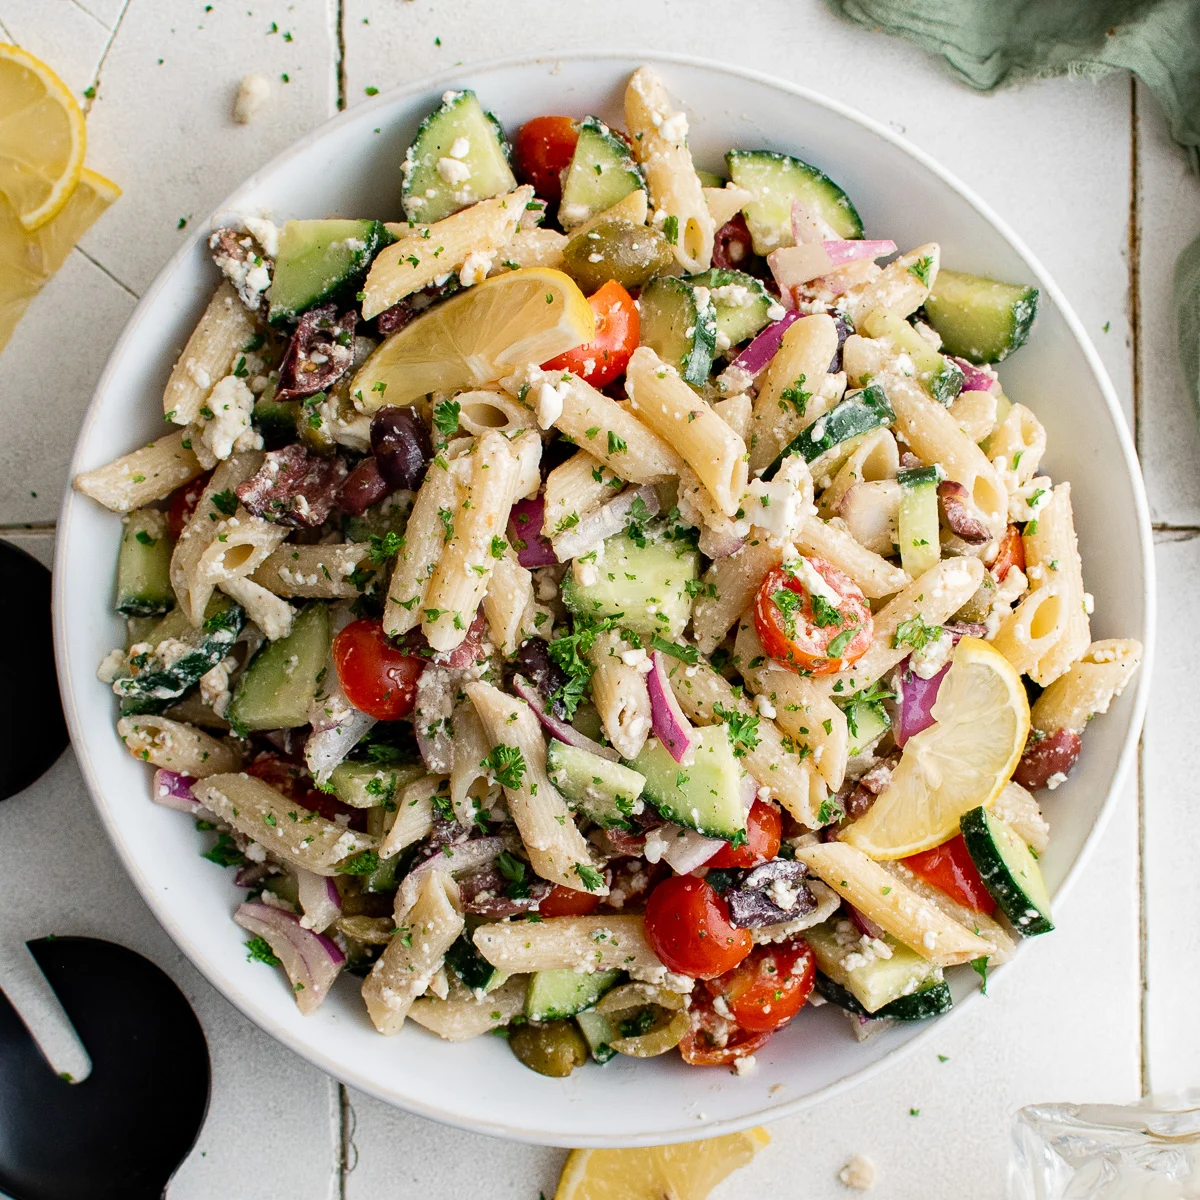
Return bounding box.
[350,266,595,412]
[841,637,1029,859]
[555,1128,770,1200]
[0,43,88,231]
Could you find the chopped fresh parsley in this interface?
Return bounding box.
[809,592,843,629]
[893,615,943,653]
[432,398,461,442]
[574,863,604,892]
[201,833,244,867]
[490,535,507,559]
[211,489,238,517]
[367,531,404,566]
[546,615,621,718]
[607,431,627,454]
[816,798,844,825]
[438,506,455,543]
[971,955,989,995]
[771,587,805,636]
[908,255,934,287]
[134,529,156,547]
[245,937,280,966]
[336,850,380,876]
[649,635,698,665]
[625,494,653,548]
[779,375,810,416]
[712,702,760,757]
[483,744,528,790]
[662,214,679,245]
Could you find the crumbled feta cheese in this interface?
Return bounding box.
[448,136,470,159]
[199,656,236,718]
[754,693,777,720]
[558,201,589,226]
[733,1054,757,1076]
[838,1154,876,1191]
[910,628,954,679]
[766,301,787,322]
[436,156,472,185]
[232,74,270,125]
[458,249,494,287]
[621,647,649,670]
[241,216,279,257]
[1083,592,1095,615]
[792,555,842,606]
[97,648,127,684]
[658,111,688,143]
[1045,771,1068,790]
[191,375,260,467]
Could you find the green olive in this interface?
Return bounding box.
[562,219,676,294]
[953,573,996,623]
[508,1020,589,1078]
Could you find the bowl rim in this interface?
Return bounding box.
[54,48,1155,1146]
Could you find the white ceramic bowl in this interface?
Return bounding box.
[55,52,1154,1147]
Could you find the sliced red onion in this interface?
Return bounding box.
[646,651,699,765]
[414,666,458,773]
[949,356,1000,393]
[511,674,619,761]
[660,825,722,875]
[824,239,897,265]
[724,309,803,383]
[235,862,272,889]
[233,902,345,1016]
[153,769,201,814]
[394,837,507,916]
[698,526,745,560]
[790,197,841,245]
[895,663,949,747]
[849,905,888,942]
[552,485,660,562]
[509,497,556,568]
[296,868,342,933]
[769,244,838,293]
[305,705,376,785]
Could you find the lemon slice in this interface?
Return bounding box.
[350,267,595,412]
[841,637,1030,859]
[0,167,120,352]
[0,43,88,231]
[555,1128,770,1200]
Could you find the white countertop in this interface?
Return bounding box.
[1,1,1196,1195]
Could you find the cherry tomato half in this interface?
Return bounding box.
[332,618,424,721]
[167,470,213,539]
[707,799,782,869]
[678,993,772,1066]
[902,834,996,914]
[993,523,1026,582]
[514,115,578,200]
[542,280,639,388]
[245,754,368,831]
[538,884,601,918]
[753,558,873,675]
[643,876,752,980]
[707,940,815,1033]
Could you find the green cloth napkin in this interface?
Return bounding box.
[828,0,1200,406]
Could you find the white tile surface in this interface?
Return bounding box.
[0,0,1179,1195]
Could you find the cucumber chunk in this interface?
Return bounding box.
[268,219,393,326]
[562,533,698,640]
[687,268,772,349]
[227,601,327,733]
[326,760,427,809]
[922,269,1039,364]
[804,920,944,1014]
[764,383,894,480]
[252,388,300,449]
[860,309,963,405]
[546,739,646,829]
[897,463,943,578]
[114,595,245,714]
[632,724,748,841]
[575,1010,618,1063]
[401,89,517,225]
[526,969,621,1022]
[726,149,863,253]
[638,276,717,387]
[960,806,1054,935]
[116,508,174,617]
[814,972,953,1021]
[559,117,646,229]
[446,933,508,993]
[841,695,892,758]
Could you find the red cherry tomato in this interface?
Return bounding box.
[245,754,368,831]
[707,940,815,1033]
[993,523,1026,582]
[167,471,213,539]
[753,559,873,675]
[678,993,773,1066]
[332,618,424,721]
[902,834,996,914]
[513,115,578,200]
[537,884,602,918]
[643,876,752,980]
[542,280,639,388]
[708,800,782,869]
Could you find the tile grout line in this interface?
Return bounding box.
[337,1082,355,1198]
[66,0,112,33]
[0,522,56,536]
[81,0,134,115]
[72,245,141,301]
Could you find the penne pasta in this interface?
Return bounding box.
[252,543,369,599]
[588,630,653,760]
[692,537,779,654]
[73,429,204,513]
[793,512,911,599]
[409,976,528,1041]
[843,243,939,326]
[542,450,623,538]
[117,715,238,778]
[1030,638,1142,735]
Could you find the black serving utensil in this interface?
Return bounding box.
[0,936,210,1200]
[0,541,68,801]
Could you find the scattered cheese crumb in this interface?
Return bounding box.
[838,1154,876,1191]
[232,74,270,125]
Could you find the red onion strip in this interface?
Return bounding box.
[233,902,345,1016]
[646,651,699,765]
[552,485,659,562]
[296,868,343,933]
[949,356,1000,393]
[725,310,803,380]
[153,769,202,814]
[894,663,949,747]
[509,496,557,568]
[511,674,619,761]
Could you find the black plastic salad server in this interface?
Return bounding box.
[0,540,68,801]
[0,936,210,1200]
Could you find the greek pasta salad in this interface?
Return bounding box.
[76,67,1143,1076]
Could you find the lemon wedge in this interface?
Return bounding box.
[0,43,87,231]
[841,637,1030,859]
[0,167,120,352]
[350,267,595,412]
[555,1128,770,1200]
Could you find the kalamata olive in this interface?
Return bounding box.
[1013,727,1082,791]
[338,456,392,516]
[514,638,569,718]
[712,214,754,270]
[370,406,432,491]
[508,1020,588,1077]
[830,315,852,373]
[562,219,675,293]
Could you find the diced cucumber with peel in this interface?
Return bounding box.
[804,921,944,1014]
[116,508,174,617]
[841,697,892,758]
[814,972,953,1021]
[923,269,1039,364]
[726,149,863,253]
[525,969,621,1022]
[638,276,717,387]
[575,1010,618,1063]
[446,933,508,994]
[268,219,393,326]
[686,268,772,349]
[327,760,427,809]
[562,533,698,640]
[763,384,894,480]
[632,724,747,841]
[546,740,645,829]
[860,309,963,405]
[897,463,943,578]
[401,90,516,225]
[960,806,1054,935]
[559,117,646,228]
[227,601,327,734]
